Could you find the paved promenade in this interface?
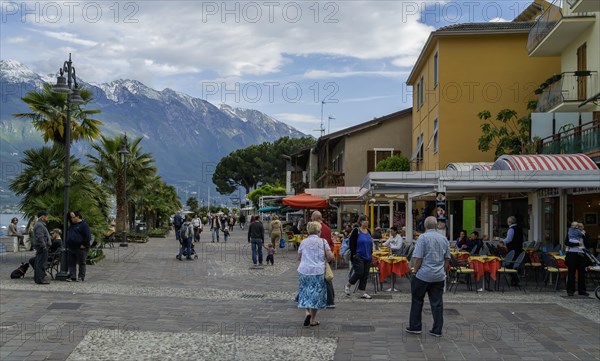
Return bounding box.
[1,227,599,361]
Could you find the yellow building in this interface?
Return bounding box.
[407,3,561,171]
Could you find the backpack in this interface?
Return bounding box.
[181,222,192,239]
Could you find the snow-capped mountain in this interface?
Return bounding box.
[0,59,308,200]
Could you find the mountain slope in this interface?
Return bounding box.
[0,59,307,204]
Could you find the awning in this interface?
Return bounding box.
[409,136,424,161]
[258,206,280,213]
[282,193,328,209]
[492,154,599,171]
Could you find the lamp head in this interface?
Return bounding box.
[52,73,70,93]
[70,86,84,104]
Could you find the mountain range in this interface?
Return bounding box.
[0,59,307,207]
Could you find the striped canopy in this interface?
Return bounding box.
[492,154,598,171]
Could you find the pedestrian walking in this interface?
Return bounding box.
[405,216,450,337]
[247,216,265,266]
[297,221,334,327]
[344,215,373,299]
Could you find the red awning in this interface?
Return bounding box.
[282,193,328,209]
[492,154,599,171]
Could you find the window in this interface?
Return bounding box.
[419,76,425,108]
[433,52,439,88]
[433,119,439,153]
[416,82,421,109]
[367,148,394,173]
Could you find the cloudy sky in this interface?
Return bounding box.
[1,0,533,135]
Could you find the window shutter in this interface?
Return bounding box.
[367,150,375,173]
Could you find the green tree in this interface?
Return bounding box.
[14,83,102,144]
[88,135,157,234]
[247,184,286,208]
[186,197,199,212]
[9,145,110,237]
[140,176,180,229]
[375,154,410,172]
[213,136,315,195]
[478,101,535,158]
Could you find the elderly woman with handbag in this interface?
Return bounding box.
[297,221,334,327]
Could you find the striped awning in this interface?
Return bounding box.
[492,154,599,171]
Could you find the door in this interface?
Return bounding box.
[577,43,587,101]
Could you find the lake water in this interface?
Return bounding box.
[0,213,28,236]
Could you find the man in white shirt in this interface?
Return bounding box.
[383,226,403,255]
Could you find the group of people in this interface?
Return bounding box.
[296,213,450,337]
[27,210,91,284]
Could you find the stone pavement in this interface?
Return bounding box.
[1,228,599,361]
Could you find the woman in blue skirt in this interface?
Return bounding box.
[297,221,334,326]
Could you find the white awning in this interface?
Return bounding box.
[409,136,424,161]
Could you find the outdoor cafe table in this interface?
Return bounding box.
[377,256,410,291]
[469,256,501,290]
[451,251,471,262]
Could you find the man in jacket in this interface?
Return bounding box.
[210,215,221,242]
[66,211,91,282]
[33,210,51,284]
[247,216,265,266]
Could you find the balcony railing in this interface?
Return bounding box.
[534,120,600,155]
[315,170,345,188]
[527,3,562,53]
[535,71,598,112]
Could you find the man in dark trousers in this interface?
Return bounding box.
[503,216,524,286]
[247,216,265,266]
[405,216,450,337]
[66,210,91,282]
[32,210,51,284]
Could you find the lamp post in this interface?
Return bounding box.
[118,135,131,247]
[51,53,84,280]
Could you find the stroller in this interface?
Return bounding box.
[583,249,600,300]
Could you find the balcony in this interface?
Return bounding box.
[568,0,600,14]
[535,71,598,112]
[535,120,600,155]
[527,4,595,56]
[315,170,345,188]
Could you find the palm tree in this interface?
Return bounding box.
[88,135,157,234]
[139,176,180,229]
[13,83,102,145]
[9,145,110,235]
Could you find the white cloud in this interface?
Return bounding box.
[489,17,510,23]
[304,70,408,79]
[273,113,320,123]
[7,36,29,44]
[2,1,436,85]
[39,30,98,47]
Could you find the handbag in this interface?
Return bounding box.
[279,238,285,248]
[323,240,334,282]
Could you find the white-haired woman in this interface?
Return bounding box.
[297,221,334,327]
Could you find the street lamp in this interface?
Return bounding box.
[118,135,130,247]
[52,53,83,280]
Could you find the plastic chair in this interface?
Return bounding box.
[496,251,526,293]
[540,253,568,291]
[447,257,477,293]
